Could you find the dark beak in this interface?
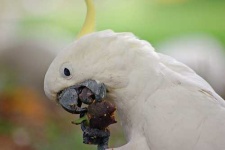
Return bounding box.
[57,80,106,114]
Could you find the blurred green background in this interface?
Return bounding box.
[0,0,225,150]
[18,0,225,45]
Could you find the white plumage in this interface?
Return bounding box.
[158,35,225,98]
[44,30,225,150]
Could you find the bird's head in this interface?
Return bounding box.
[44,30,144,113]
[44,0,158,114]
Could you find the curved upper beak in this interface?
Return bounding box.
[57,80,106,114]
[58,87,84,114]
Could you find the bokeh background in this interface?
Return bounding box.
[0,0,225,149]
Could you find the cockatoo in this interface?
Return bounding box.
[44,0,225,150]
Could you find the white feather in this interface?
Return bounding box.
[44,30,225,150]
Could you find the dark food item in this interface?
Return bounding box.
[78,87,95,104]
[81,122,110,150]
[78,100,116,150]
[87,101,117,130]
[65,85,116,150]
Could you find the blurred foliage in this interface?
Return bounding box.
[16,0,225,46]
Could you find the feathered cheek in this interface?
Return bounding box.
[99,75,129,90]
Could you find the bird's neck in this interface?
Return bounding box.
[111,66,164,141]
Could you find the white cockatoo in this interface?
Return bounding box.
[44,0,225,150]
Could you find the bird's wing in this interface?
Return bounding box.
[143,53,225,150]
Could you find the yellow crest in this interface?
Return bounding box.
[77,0,96,38]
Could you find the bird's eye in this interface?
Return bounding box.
[64,68,71,76]
[60,62,73,79]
